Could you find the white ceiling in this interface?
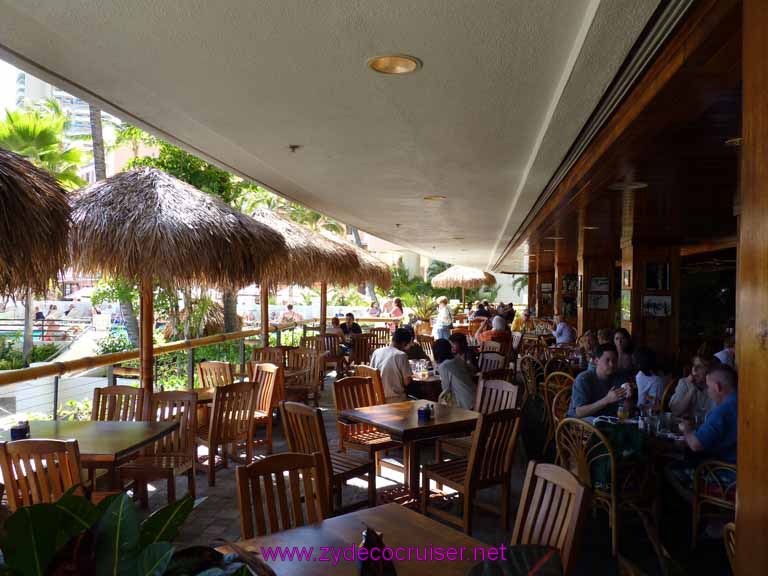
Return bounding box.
[0,0,659,270]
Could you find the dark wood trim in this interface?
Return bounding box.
[139,280,154,419]
[680,236,738,256]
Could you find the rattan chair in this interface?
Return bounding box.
[723,522,735,573]
[691,459,736,549]
[236,452,328,539]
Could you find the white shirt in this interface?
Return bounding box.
[552,321,576,344]
[714,348,735,369]
[370,345,412,403]
[635,371,665,407]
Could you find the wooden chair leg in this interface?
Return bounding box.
[501,478,510,530]
[334,479,343,510]
[421,471,429,515]
[266,418,273,455]
[187,468,196,500]
[367,465,376,507]
[208,446,216,487]
[434,442,443,491]
[374,451,382,477]
[167,472,176,504]
[463,492,473,535]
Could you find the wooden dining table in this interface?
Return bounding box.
[0,420,178,488]
[339,400,479,498]
[227,503,489,575]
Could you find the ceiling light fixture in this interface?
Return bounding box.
[368,54,422,75]
[544,236,565,240]
[542,249,555,253]
[583,226,600,230]
[725,137,742,147]
[608,181,648,191]
[423,195,446,201]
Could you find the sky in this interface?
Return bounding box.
[0,59,18,112]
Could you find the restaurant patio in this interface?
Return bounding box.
[0,0,764,575]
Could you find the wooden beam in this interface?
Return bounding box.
[320,282,328,335]
[139,280,153,420]
[736,1,768,574]
[680,235,738,256]
[261,282,269,347]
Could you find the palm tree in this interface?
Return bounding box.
[512,274,529,300]
[0,101,86,361]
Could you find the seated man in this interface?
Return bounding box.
[551,314,576,344]
[714,335,736,369]
[679,364,738,463]
[340,313,362,337]
[370,328,413,403]
[511,308,535,332]
[566,343,628,418]
[475,315,511,346]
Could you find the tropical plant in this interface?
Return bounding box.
[95,330,136,355]
[0,490,251,575]
[426,260,451,280]
[410,294,437,322]
[58,398,92,421]
[512,274,529,294]
[91,277,141,346]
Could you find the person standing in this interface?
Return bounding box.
[388,298,404,332]
[278,304,303,323]
[432,296,453,340]
[370,328,413,403]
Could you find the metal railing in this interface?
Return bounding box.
[0,317,92,342]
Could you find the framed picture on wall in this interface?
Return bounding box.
[620,290,632,321]
[622,269,632,288]
[542,293,554,307]
[588,293,609,310]
[590,276,609,292]
[642,295,672,317]
[541,282,553,293]
[562,274,578,294]
[563,296,577,317]
[645,263,670,291]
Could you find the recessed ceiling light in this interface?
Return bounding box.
[725,137,742,147]
[583,226,600,230]
[544,236,565,240]
[608,181,648,191]
[542,249,555,253]
[368,54,422,75]
[423,195,446,201]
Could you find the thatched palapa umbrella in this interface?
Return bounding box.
[0,147,70,294]
[431,265,496,303]
[70,167,288,413]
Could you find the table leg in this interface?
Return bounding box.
[404,440,421,498]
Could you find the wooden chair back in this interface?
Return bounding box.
[511,461,586,575]
[349,334,373,366]
[479,340,502,354]
[369,327,391,349]
[300,336,318,350]
[236,451,328,539]
[466,409,522,489]
[209,381,257,445]
[279,401,333,490]
[468,318,485,336]
[511,331,523,352]
[0,439,83,511]
[543,371,574,406]
[474,371,520,413]
[332,376,380,442]
[478,351,506,373]
[660,377,676,412]
[251,346,285,367]
[552,387,572,427]
[555,418,614,491]
[353,365,386,404]
[147,391,197,458]
[318,334,343,356]
[450,326,469,337]
[92,385,144,421]
[197,361,235,388]
[287,346,319,388]
[247,362,280,410]
[416,334,435,362]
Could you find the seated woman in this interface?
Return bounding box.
[367,301,381,317]
[613,328,635,376]
[633,346,665,409]
[326,316,344,336]
[433,339,476,409]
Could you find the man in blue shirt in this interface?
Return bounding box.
[679,364,738,463]
[551,314,576,344]
[567,343,628,418]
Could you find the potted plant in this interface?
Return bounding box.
[0,488,271,575]
[410,295,436,336]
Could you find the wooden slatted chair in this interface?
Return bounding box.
[349,333,373,367]
[317,334,347,376]
[421,408,522,533]
[246,363,280,453]
[197,361,235,388]
[332,376,402,476]
[280,401,375,511]
[511,461,587,575]
[416,334,435,362]
[300,336,318,350]
[478,351,506,373]
[196,381,256,487]
[251,346,286,367]
[0,439,83,511]
[92,385,144,421]
[450,326,469,337]
[353,365,386,404]
[236,452,328,539]
[369,327,391,350]
[119,391,197,508]
[555,417,650,556]
[286,347,321,405]
[435,371,519,462]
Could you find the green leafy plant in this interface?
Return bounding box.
[0,490,250,575]
[95,331,136,355]
[410,295,436,322]
[58,399,93,421]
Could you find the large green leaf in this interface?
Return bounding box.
[139,496,194,548]
[136,542,174,576]
[54,487,101,548]
[1,504,58,576]
[94,493,139,576]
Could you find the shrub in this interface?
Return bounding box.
[95,330,136,355]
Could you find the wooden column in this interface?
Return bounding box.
[527,266,537,312]
[535,250,555,318]
[319,282,328,335]
[577,206,619,335]
[139,280,153,419]
[554,239,578,321]
[260,282,269,347]
[736,2,768,573]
